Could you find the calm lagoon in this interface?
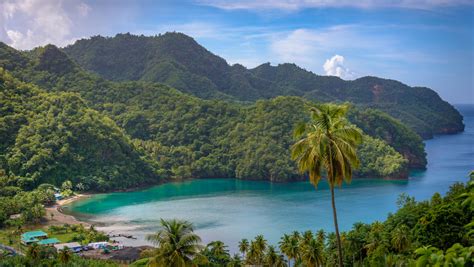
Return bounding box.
[65,105,474,252]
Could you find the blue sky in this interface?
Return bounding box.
[1,0,473,104]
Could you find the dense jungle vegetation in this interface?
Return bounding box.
[0,42,426,191]
[62,33,464,138]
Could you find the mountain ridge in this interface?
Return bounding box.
[61,32,464,138]
[0,42,425,184]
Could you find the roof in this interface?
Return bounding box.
[54,242,82,250]
[38,238,60,245]
[21,231,48,241]
[9,214,21,219]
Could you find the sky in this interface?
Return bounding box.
[1,0,473,104]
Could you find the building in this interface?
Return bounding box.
[88,242,108,249]
[21,231,48,245]
[54,242,83,253]
[37,238,60,246]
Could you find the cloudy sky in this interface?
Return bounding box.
[1,0,473,104]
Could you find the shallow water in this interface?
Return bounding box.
[65,105,474,251]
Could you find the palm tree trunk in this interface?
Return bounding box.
[330,184,344,267]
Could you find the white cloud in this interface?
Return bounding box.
[323,55,355,79]
[0,0,91,50]
[77,2,91,17]
[271,29,322,65]
[199,0,473,11]
[268,24,437,77]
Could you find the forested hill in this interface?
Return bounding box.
[0,41,429,189]
[62,32,464,139]
[0,69,161,191]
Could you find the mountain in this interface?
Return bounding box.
[0,69,162,191]
[62,32,464,139]
[0,42,423,183]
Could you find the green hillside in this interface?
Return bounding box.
[62,33,464,138]
[0,69,161,191]
[0,43,424,186]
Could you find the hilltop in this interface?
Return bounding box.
[62,32,464,138]
[0,41,428,188]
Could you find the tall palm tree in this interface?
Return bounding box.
[254,235,267,253]
[265,245,279,266]
[146,218,203,267]
[291,103,362,267]
[247,241,262,265]
[279,234,299,267]
[238,238,249,259]
[254,234,267,264]
[302,230,314,247]
[316,230,326,245]
[301,237,324,267]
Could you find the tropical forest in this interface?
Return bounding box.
[0,0,472,266]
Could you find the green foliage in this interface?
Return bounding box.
[48,224,109,245]
[0,38,432,199]
[145,218,203,266]
[0,56,417,188]
[358,135,408,178]
[0,182,54,226]
[0,253,118,267]
[348,108,426,168]
[59,33,463,138]
[0,69,161,191]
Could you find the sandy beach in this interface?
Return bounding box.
[44,194,91,227]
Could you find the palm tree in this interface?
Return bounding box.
[254,235,267,253]
[206,240,230,265]
[238,238,249,259]
[146,218,203,267]
[58,247,72,264]
[391,224,411,253]
[265,245,279,266]
[207,241,228,256]
[227,254,243,267]
[279,234,299,267]
[291,103,362,267]
[302,230,314,247]
[301,237,324,267]
[414,246,444,266]
[275,254,288,267]
[247,241,262,265]
[316,230,326,245]
[253,235,267,264]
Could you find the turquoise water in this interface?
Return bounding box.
[66,105,473,251]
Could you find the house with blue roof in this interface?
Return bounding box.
[21,230,48,245]
[38,238,60,246]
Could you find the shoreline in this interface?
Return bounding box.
[44,194,92,227]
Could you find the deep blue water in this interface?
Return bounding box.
[66,105,473,251]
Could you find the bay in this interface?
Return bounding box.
[65,105,474,252]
